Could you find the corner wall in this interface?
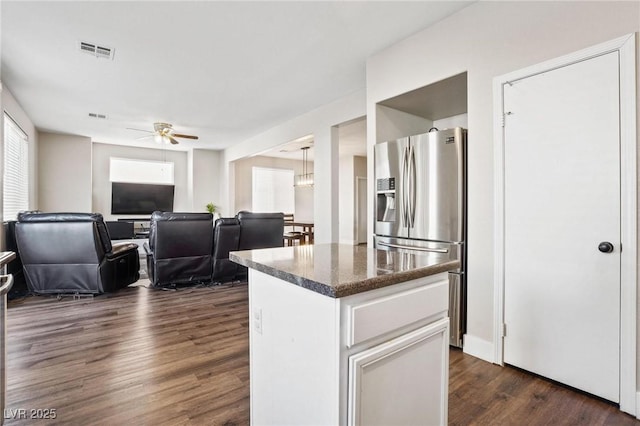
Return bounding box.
[38,132,91,212]
[191,148,222,214]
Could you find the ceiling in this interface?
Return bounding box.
[257,116,367,161]
[1,1,472,152]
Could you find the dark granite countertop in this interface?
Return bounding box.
[230,243,459,298]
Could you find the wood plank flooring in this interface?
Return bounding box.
[6,284,250,425]
[5,284,639,425]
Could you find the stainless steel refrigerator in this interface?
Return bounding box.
[374,127,466,347]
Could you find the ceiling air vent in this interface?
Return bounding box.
[88,113,107,119]
[78,41,115,60]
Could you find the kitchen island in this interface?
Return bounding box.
[230,243,459,426]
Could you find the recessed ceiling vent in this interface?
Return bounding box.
[88,113,107,119]
[78,41,115,60]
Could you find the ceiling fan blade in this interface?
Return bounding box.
[168,136,180,145]
[127,127,153,133]
[135,135,154,141]
[172,133,199,140]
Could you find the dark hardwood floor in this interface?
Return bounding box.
[5,284,639,425]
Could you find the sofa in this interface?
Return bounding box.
[15,212,140,295]
[144,211,285,287]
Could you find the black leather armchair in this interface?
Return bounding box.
[212,218,241,283]
[211,212,285,283]
[15,212,140,295]
[144,211,213,287]
[235,211,284,279]
[237,211,285,250]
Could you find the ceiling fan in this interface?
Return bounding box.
[127,122,199,145]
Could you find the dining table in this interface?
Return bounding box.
[285,221,314,244]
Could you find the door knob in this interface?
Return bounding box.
[598,242,614,253]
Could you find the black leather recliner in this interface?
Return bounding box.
[212,218,241,283]
[15,212,140,295]
[144,211,213,287]
[235,211,285,279]
[237,211,285,250]
[211,212,285,283]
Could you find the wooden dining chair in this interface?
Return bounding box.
[283,213,305,246]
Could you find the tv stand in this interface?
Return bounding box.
[116,218,150,222]
[116,218,150,238]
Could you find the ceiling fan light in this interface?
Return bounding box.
[153,134,164,144]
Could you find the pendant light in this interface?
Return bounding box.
[294,147,314,187]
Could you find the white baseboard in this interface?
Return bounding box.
[636,392,640,419]
[339,238,356,245]
[462,334,495,364]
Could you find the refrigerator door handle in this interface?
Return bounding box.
[406,144,412,228]
[377,241,449,253]
[0,274,13,295]
[401,145,409,227]
[409,143,417,228]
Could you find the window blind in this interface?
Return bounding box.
[3,113,29,221]
[109,157,174,184]
[252,167,294,214]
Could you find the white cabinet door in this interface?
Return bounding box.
[347,318,449,426]
[503,51,620,402]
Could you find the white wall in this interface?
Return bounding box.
[233,155,314,221]
[1,86,38,217]
[92,143,189,220]
[191,148,222,214]
[223,90,366,243]
[366,1,640,365]
[38,132,91,212]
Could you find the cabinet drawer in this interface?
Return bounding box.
[346,277,448,347]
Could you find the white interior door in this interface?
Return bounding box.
[503,51,620,402]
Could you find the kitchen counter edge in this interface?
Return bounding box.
[229,249,460,298]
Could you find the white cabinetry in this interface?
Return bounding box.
[248,269,449,425]
[348,318,449,426]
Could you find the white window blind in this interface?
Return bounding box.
[252,167,294,214]
[3,114,29,221]
[109,157,174,184]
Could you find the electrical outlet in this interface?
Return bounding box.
[253,307,262,335]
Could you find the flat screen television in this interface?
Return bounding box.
[111,182,175,215]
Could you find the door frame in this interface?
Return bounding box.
[355,176,367,244]
[493,34,637,415]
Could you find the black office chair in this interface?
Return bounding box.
[144,211,213,287]
[15,212,140,295]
